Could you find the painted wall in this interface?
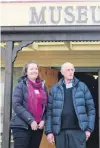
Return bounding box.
[0,2,100,26]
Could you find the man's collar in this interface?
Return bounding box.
[63,79,73,89]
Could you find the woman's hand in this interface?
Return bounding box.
[38,120,45,129]
[31,121,38,130]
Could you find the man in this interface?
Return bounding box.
[45,62,95,148]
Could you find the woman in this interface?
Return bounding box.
[10,61,48,148]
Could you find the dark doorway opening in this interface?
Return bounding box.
[58,72,99,148]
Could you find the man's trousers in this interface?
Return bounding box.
[55,129,86,148]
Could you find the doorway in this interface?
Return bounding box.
[58,72,99,148]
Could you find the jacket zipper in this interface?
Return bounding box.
[58,86,64,132]
[40,105,45,120]
[72,86,84,131]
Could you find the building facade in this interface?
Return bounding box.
[0,1,100,148]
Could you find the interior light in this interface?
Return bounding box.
[93,75,98,79]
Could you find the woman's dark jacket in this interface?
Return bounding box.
[45,77,95,135]
[10,76,48,129]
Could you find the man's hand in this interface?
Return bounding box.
[85,131,91,141]
[47,133,55,144]
[31,121,38,130]
[38,120,45,129]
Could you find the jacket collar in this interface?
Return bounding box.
[18,76,45,86]
[57,77,79,88]
[18,76,27,84]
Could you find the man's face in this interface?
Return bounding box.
[61,64,75,80]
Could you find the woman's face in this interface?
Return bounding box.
[27,63,38,80]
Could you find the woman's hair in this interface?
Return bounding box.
[22,61,38,76]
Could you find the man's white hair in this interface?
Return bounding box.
[61,62,74,71]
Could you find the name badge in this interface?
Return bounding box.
[34,90,40,94]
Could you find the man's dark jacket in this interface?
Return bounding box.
[45,77,95,135]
